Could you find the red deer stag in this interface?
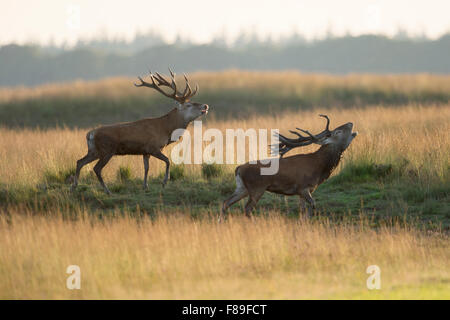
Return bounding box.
[221,115,357,219]
[71,69,209,194]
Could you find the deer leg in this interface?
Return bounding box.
[152,151,170,187]
[300,189,316,218]
[244,190,265,217]
[221,189,248,222]
[220,173,248,220]
[143,154,150,190]
[298,196,306,212]
[222,190,248,214]
[94,154,113,195]
[71,152,98,191]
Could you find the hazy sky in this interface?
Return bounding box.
[1,0,449,45]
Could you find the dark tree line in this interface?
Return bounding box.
[1,34,449,86]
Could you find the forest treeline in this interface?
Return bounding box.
[1,33,450,87]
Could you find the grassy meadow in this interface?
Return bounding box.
[1,71,450,128]
[0,71,449,299]
[1,212,449,299]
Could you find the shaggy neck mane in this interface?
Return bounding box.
[164,108,189,130]
[317,144,344,183]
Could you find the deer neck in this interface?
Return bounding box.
[165,108,191,133]
[315,144,344,183]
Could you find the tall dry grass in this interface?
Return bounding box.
[2,72,450,103]
[0,211,448,299]
[0,104,448,187]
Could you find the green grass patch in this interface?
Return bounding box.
[158,164,186,181]
[116,166,132,182]
[201,163,225,180]
[44,167,76,184]
[1,167,448,229]
[329,161,393,185]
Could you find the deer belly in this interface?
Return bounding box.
[116,140,146,155]
[267,183,298,195]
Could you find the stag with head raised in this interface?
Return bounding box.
[221,115,357,219]
[71,69,209,194]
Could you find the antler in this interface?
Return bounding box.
[271,114,331,157]
[134,68,199,103]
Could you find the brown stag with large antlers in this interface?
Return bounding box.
[221,115,357,219]
[71,69,209,194]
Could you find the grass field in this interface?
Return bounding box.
[1,212,449,299]
[0,72,449,299]
[1,71,450,128]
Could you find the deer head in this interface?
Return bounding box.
[273,115,357,156]
[319,122,357,151]
[135,69,209,122]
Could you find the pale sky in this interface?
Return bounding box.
[1,0,449,46]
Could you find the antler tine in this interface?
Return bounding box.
[154,72,170,87]
[182,73,199,101]
[319,114,330,131]
[272,114,333,157]
[168,68,178,92]
[295,128,318,141]
[275,132,312,146]
[134,76,146,87]
[148,71,159,87]
[155,69,183,98]
[181,84,189,97]
[134,73,158,88]
[135,69,198,103]
[168,67,175,79]
[295,114,331,141]
[191,83,199,97]
[135,72,174,100]
[182,73,191,98]
[288,130,306,138]
[272,132,315,158]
